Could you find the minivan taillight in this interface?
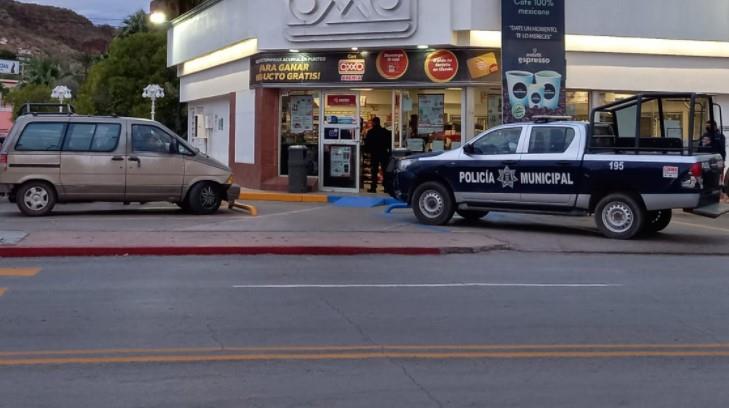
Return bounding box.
[0,153,7,171]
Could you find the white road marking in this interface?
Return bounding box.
[233,283,622,289]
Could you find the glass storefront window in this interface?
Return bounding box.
[279,90,320,176]
[398,88,462,152]
[566,91,589,121]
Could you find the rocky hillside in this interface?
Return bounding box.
[0,0,115,61]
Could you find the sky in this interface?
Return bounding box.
[16,0,150,26]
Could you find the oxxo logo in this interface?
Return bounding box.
[338,59,366,75]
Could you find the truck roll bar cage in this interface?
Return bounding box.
[588,92,719,156]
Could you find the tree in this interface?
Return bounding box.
[24,58,61,87]
[76,30,185,134]
[4,84,53,118]
[118,10,150,37]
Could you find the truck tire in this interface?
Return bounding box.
[412,181,455,225]
[643,209,672,234]
[594,193,645,240]
[456,209,489,221]
[186,182,222,215]
[16,181,56,217]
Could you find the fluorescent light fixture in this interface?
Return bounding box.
[149,10,167,24]
[351,47,359,51]
[181,38,259,76]
[289,49,300,53]
[566,35,729,58]
[469,30,729,58]
[417,45,429,49]
[350,88,374,91]
[360,51,369,56]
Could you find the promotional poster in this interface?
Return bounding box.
[501,0,566,122]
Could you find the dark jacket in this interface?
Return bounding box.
[702,130,726,161]
[365,126,392,158]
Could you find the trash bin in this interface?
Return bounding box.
[288,145,309,193]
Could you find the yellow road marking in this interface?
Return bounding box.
[6,342,729,357]
[240,192,329,203]
[673,220,729,234]
[0,268,41,277]
[0,288,5,297]
[4,349,729,366]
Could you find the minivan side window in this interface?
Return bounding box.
[63,123,121,152]
[15,123,66,151]
[528,127,576,154]
[132,125,175,154]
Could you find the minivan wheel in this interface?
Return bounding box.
[594,193,645,240]
[187,182,222,215]
[412,181,455,225]
[17,181,56,217]
[456,209,489,221]
[643,209,672,234]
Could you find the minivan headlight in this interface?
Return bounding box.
[398,159,415,171]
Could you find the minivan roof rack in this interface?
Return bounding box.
[17,103,76,117]
[533,115,572,123]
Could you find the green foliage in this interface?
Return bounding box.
[77,30,185,134]
[24,58,61,87]
[118,10,150,38]
[5,84,53,118]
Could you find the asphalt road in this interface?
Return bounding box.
[2,253,729,407]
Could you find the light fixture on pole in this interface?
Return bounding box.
[51,85,72,112]
[142,84,165,121]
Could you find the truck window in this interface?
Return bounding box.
[472,127,522,155]
[528,127,575,154]
[15,122,66,151]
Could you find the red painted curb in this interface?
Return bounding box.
[0,246,443,258]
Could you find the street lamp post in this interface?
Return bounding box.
[51,85,72,112]
[142,84,165,121]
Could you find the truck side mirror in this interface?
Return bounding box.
[463,143,475,155]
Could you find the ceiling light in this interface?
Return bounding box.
[289,49,300,53]
[417,45,429,49]
[351,47,359,51]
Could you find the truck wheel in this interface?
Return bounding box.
[186,182,222,215]
[412,181,455,225]
[643,209,672,234]
[16,181,56,217]
[595,193,645,240]
[456,209,489,221]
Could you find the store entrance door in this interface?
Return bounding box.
[320,92,360,192]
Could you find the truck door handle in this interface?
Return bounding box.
[128,156,141,167]
[111,156,125,161]
[502,160,518,165]
[557,160,571,166]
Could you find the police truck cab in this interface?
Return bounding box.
[389,93,727,239]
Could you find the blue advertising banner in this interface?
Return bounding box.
[501,0,566,122]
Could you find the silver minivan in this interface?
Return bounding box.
[0,108,240,216]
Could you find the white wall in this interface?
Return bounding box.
[188,98,230,166]
[235,88,256,165]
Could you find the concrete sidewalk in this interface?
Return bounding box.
[0,199,728,257]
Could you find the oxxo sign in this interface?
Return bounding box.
[338,56,366,81]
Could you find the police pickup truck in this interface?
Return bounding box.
[389,93,727,239]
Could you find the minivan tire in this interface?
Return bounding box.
[594,193,645,240]
[456,209,489,221]
[412,181,455,225]
[16,181,56,217]
[643,209,672,234]
[186,182,222,215]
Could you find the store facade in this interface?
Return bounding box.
[168,0,729,191]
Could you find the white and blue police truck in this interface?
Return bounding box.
[388,93,727,239]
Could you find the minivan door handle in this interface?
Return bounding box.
[111,156,125,161]
[128,156,141,167]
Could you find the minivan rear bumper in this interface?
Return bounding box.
[224,183,241,203]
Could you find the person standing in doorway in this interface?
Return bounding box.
[365,117,392,193]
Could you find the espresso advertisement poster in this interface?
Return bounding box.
[501,0,566,123]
